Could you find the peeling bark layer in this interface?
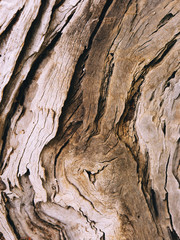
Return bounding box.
[0,0,180,239]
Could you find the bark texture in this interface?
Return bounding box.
[0,0,180,239]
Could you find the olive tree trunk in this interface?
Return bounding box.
[0,0,179,239]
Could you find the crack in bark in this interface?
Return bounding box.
[164,155,180,239]
[163,69,178,92]
[139,151,162,232]
[94,54,115,132]
[100,231,106,240]
[101,157,118,164]
[87,0,113,49]
[137,39,152,52]
[150,189,159,217]
[85,164,109,184]
[0,232,5,240]
[151,12,174,35]
[104,142,118,155]
[79,208,97,233]
[158,13,174,28]
[0,7,24,44]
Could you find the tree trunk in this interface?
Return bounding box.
[0,0,179,239]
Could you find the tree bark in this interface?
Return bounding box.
[0,0,179,239]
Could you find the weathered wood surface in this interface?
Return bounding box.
[0,0,179,239]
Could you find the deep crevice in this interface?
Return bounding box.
[165,193,180,240]
[85,170,92,182]
[150,189,159,217]
[0,232,5,240]
[163,70,177,91]
[100,232,106,240]
[167,227,180,240]
[55,50,88,137]
[164,155,179,239]
[48,0,114,164]
[151,13,174,35]
[157,13,174,29]
[53,0,66,11]
[87,0,113,49]
[0,8,23,46]
[164,155,170,192]
[54,0,114,135]
[162,121,166,136]
[149,90,155,101]
[94,57,114,131]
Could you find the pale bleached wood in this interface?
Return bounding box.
[0,0,179,239]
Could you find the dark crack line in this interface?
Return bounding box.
[100,230,106,240]
[164,155,170,194]
[151,12,175,36]
[140,184,163,237]
[164,155,180,239]
[101,157,118,163]
[79,208,97,232]
[85,164,109,184]
[94,55,114,132]
[87,0,113,49]
[104,142,118,155]
[163,67,180,92]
